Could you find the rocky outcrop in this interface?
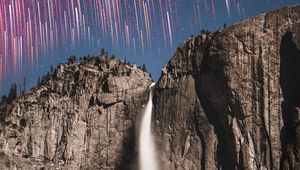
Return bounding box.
[0,56,152,169]
[153,5,300,170]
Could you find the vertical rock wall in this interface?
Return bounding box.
[153,5,300,170]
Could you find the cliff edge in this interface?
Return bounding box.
[0,56,152,169]
[153,4,300,170]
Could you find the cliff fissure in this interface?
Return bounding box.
[280,31,300,169]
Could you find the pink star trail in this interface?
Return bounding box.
[0,0,285,87]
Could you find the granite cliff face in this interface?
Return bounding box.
[0,56,152,169]
[153,4,300,170]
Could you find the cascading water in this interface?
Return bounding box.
[139,83,158,170]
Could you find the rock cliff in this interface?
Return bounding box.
[153,4,300,170]
[0,56,152,169]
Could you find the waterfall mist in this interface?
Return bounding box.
[139,83,158,170]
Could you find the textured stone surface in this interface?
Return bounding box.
[0,56,152,169]
[153,5,300,170]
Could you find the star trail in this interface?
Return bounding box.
[0,0,180,82]
[0,0,298,95]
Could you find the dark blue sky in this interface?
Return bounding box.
[0,0,299,96]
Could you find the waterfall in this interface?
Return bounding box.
[139,83,158,170]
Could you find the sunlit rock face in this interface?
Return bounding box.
[153,5,300,170]
[0,56,152,169]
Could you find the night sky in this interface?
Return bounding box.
[0,0,299,96]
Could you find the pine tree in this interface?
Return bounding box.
[50,65,54,73]
[0,95,7,103]
[23,76,26,95]
[100,48,105,56]
[19,82,22,97]
[142,64,148,72]
[14,83,17,98]
[68,56,77,64]
[8,83,17,103]
[200,29,206,34]
[37,76,41,86]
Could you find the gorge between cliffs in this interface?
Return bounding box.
[0,4,300,170]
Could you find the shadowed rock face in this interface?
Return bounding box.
[153,5,300,170]
[280,31,300,169]
[0,56,152,169]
